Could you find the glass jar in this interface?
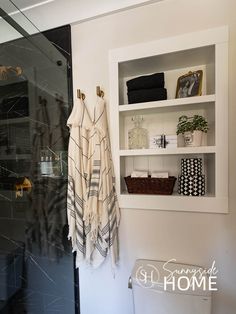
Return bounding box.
[128,115,148,149]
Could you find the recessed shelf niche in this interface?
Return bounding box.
[109,26,228,213]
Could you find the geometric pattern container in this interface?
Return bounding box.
[178,174,205,196]
[178,158,205,196]
[181,158,202,176]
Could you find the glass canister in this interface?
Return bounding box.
[128,115,148,149]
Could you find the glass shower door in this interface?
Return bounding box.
[0,2,77,314]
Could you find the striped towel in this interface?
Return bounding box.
[67,97,120,268]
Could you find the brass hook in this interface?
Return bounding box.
[96,86,104,98]
[77,89,86,100]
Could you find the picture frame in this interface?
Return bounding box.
[175,70,203,98]
[149,134,165,149]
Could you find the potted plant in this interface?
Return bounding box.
[176,115,208,147]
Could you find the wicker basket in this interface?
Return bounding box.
[124,176,176,195]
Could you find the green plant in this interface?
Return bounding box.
[176,115,208,135]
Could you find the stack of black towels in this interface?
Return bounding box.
[126,72,167,104]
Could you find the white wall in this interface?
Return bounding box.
[0,0,163,35]
[71,0,236,313]
[0,0,163,43]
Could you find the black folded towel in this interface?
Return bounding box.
[126,72,165,91]
[128,88,167,104]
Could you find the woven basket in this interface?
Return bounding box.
[124,176,176,195]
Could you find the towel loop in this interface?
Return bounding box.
[77,89,86,100]
[96,86,104,98]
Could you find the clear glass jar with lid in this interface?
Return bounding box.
[128,115,148,149]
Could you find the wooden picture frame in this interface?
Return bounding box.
[176,70,203,98]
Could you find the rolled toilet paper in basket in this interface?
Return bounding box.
[151,171,169,178]
[131,170,148,178]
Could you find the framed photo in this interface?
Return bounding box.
[176,70,203,98]
[149,134,165,149]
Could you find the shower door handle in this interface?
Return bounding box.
[128,276,132,289]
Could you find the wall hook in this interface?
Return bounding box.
[77,89,86,100]
[96,86,104,98]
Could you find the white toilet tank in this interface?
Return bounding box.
[130,259,212,314]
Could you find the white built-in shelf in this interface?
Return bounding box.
[119,193,227,214]
[119,94,215,113]
[119,146,216,156]
[109,26,228,213]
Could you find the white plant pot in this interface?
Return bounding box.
[183,130,203,147]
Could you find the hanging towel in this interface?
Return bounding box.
[84,97,120,268]
[128,87,167,104]
[67,97,120,268]
[67,100,92,266]
[126,72,165,91]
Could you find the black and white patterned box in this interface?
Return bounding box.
[178,175,205,196]
[181,158,202,176]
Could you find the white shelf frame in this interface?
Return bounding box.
[109,26,228,213]
[119,94,215,112]
[119,146,216,156]
[119,194,227,214]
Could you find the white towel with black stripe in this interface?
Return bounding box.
[67,100,91,267]
[67,97,120,268]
